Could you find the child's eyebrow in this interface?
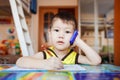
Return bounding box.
[51,26,57,28]
[52,27,59,29]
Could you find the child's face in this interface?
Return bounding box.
[50,18,74,50]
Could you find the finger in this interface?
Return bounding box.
[55,62,63,69]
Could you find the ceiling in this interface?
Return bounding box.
[0,0,11,17]
[0,0,114,17]
[0,0,114,24]
[0,0,30,17]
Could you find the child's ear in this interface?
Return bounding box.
[48,28,51,32]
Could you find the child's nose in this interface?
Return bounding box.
[58,32,64,39]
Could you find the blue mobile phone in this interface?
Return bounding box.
[70,30,78,45]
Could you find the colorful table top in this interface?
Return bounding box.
[0,64,120,80]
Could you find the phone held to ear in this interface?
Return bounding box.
[70,30,78,45]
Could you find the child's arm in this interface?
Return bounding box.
[16,52,63,70]
[74,34,101,65]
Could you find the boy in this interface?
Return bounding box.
[16,12,101,70]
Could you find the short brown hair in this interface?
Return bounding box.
[50,12,78,31]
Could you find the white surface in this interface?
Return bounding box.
[5,64,86,71]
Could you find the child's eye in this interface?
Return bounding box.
[54,29,59,32]
[65,31,71,33]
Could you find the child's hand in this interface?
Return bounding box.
[74,33,81,46]
[44,57,63,70]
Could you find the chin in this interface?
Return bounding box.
[56,46,68,51]
[56,47,65,50]
[53,43,69,50]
